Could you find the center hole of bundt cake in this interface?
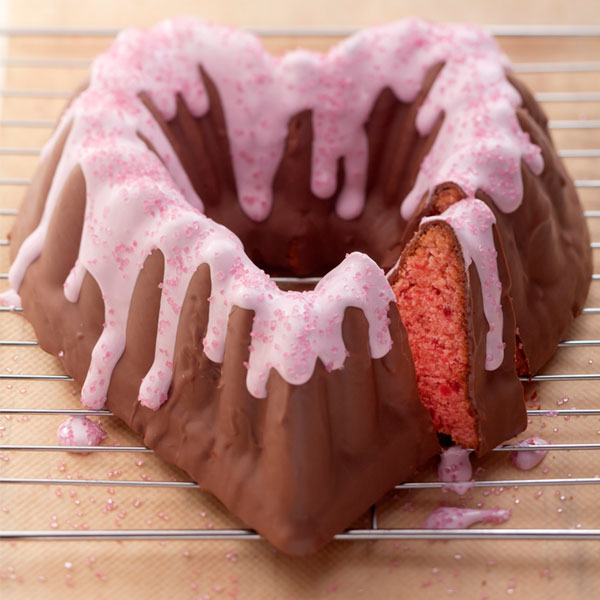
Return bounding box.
[133,69,486,453]
[145,80,481,446]
[150,79,434,280]
[192,102,410,280]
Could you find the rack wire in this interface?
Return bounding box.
[0,24,599,543]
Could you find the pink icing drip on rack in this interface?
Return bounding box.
[510,436,549,470]
[5,18,543,407]
[442,481,475,495]
[57,416,107,453]
[438,445,474,496]
[438,445,472,482]
[423,507,511,529]
[422,199,505,369]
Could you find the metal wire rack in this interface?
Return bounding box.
[0,24,600,544]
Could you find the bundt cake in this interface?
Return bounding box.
[1,18,591,554]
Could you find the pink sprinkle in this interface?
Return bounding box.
[539,568,554,580]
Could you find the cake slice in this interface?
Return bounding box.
[390,198,526,454]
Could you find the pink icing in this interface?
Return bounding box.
[510,436,549,470]
[0,288,22,309]
[438,445,473,496]
[442,481,475,495]
[422,199,504,369]
[422,507,511,529]
[66,18,539,223]
[438,445,472,482]
[5,18,542,406]
[57,416,107,453]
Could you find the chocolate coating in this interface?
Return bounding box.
[387,73,591,379]
[390,219,527,456]
[7,52,590,554]
[149,66,444,277]
[10,107,440,554]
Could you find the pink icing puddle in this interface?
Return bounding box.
[438,445,472,482]
[438,445,474,496]
[422,507,511,529]
[510,436,549,470]
[57,416,107,454]
[442,481,475,495]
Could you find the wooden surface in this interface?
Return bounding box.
[1,1,600,599]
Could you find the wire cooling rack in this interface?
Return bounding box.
[0,25,600,543]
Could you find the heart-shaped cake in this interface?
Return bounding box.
[3,18,591,554]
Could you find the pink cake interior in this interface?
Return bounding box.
[392,224,478,449]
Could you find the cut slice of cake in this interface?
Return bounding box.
[390,198,526,454]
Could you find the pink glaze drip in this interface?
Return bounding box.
[422,199,504,369]
[510,436,549,470]
[0,289,22,309]
[438,445,473,496]
[19,18,539,225]
[65,18,538,222]
[401,28,543,219]
[57,416,107,453]
[442,481,475,495]
[438,445,472,482]
[5,18,542,406]
[423,507,510,529]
